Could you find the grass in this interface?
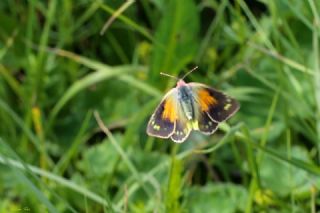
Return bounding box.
[0,0,320,212]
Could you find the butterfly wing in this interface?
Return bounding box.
[189,83,240,123]
[196,110,219,135]
[170,111,192,143]
[147,89,178,138]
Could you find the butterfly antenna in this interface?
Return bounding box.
[181,66,198,80]
[160,72,179,80]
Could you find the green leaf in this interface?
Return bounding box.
[184,183,248,213]
[78,139,118,178]
[259,145,319,197]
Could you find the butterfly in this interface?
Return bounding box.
[146,67,240,143]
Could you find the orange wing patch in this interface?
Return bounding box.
[162,97,177,122]
[198,89,217,111]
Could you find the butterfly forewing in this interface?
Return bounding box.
[190,83,240,123]
[147,89,177,138]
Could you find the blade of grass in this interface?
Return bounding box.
[31,106,47,174]
[99,2,153,41]
[244,90,279,211]
[283,0,314,30]
[0,29,17,60]
[286,128,296,211]
[165,156,183,213]
[242,126,261,213]
[72,0,102,31]
[117,75,162,97]
[0,139,77,213]
[115,147,194,209]
[52,49,160,96]
[37,0,56,62]
[0,64,23,100]
[107,33,130,63]
[193,122,244,154]
[257,89,280,163]
[196,0,228,62]
[311,185,316,213]
[53,48,113,71]
[309,0,320,163]
[122,98,160,147]
[150,0,199,79]
[140,0,156,28]
[0,99,53,166]
[239,0,314,78]
[269,2,305,62]
[0,153,117,212]
[100,0,135,35]
[248,42,314,75]
[244,138,320,176]
[237,0,274,50]
[98,1,189,69]
[231,127,320,176]
[53,110,92,175]
[26,0,36,56]
[104,99,160,196]
[13,169,59,213]
[245,65,314,118]
[35,0,57,97]
[48,65,147,127]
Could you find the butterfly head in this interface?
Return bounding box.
[176,79,187,87]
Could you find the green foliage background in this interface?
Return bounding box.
[0,0,320,212]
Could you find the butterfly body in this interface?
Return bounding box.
[147,77,239,143]
[177,81,195,121]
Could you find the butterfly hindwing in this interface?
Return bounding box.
[197,111,219,135]
[170,119,192,143]
[147,89,177,138]
[190,83,240,123]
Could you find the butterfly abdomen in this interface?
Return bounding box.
[178,86,195,120]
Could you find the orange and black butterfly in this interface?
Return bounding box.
[146,67,239,143]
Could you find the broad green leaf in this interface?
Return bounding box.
[184,183,248,213]
[77,139,118,178]
[259,145,319,197]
